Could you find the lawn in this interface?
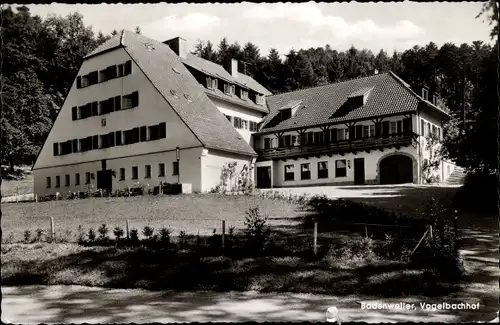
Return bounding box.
[1,166,33,198]
[1,194,303,242]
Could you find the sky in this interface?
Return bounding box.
[25,2,492,57]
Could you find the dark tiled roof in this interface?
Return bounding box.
[259,72,424,134]
[182,54,270,113]
[100,30,257,157]
[84,31,124,59]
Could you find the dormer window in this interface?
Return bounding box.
[224,83,235,95]
[256,94,265,105]
[432,95,438,105]
[422,88,428,101]
[280,108,292,121]
[240,89,249,99]
[206,77,218,90]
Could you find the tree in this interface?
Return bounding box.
[200,40,217,61]
[477,0,499,39]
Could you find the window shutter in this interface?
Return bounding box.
[91,102,99,116]
[159,122,167,138]
[72,106,78,120]
[132,91,139,107]
[114,96,121,111]
[403,118,411,134]
[109,132,115,147]
[76,76,82,89]
[233,117,238,128]
[115,131,122,146]
[375,122,382,136]
[72,139,78,152]
[92,135,99,149]
[108,97,115,113]
[124,60,132,75]
[53,143,59,156]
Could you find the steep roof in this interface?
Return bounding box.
[181,54,270,113]
[89,30,257,157]
[259,72,449,134]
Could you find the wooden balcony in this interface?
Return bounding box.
[258,133,417,161]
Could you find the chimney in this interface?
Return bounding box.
[162,37,188,59]
[224,58,239,78]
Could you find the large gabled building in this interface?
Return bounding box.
[32,31,270,196]
[253,72,457,188]
[33,30,458,197]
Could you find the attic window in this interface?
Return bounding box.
[280,108,292,121]
[170,89,179,99]
[184,94,193,102]
[172,67,180,74]
[240,89,249,99]
[224,83,235,96]
[256,94,265,105]
[206,77,218,90]
[422,88,428,101]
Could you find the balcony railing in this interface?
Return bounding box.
[258,133,417,160]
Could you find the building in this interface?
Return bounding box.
[32,30,456,197]
[252,72,456,188]
[32,31,270,197]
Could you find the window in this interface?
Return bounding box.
[224,83,234,95]
[60,140,72,155]
[422,88,428,101]
[145,165,151,178]
[397,120,403,134]
[53,143,59,156]
[427,123,431,136]
[159,122,167,139]
[117,63,125,78]
[256,94,265,105]
[335,160,347,177]
[124,60,132,75]
[300,163,311,180]
[46,177,51,188]
[264,138,272,149]
[158,163,165,177]
[318,161,328,179]
[314,132,324,144]
[432,125,437,137]
[206,77,218,90]
[240,89,249,99]
[115,131,122,146]
[362,125,369,138]
[149,124,160,141]
[280,109,292,121]
[132,166,138,180]
[369,124,375,137]
[119,168,125,181]
[249,121,258,132]
[421,119,426,136]
[382,121,390,136]
[124,130,134,145]
[355,125,363,140]
[172,161,179,176]
[65,174,70,187]
[79,103,92,119]
[437,127,441,140]
[284,165,295,181]
[80,137,93,152]
[75,173,80,186]
[92,135,99,149]
[55,176,61,188]
[307,132,314,144]
[338,128,345,141]
[140,126,148,142]
[330,129,338,142]
[85,172,91,184]
[72,106,78,120]
[122,91,139,109]
[390,121,397,134]
[100,98,114,115]
[242,119,248,130]
[233,117,243,129]
[72,139,79,153]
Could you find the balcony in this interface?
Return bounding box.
[258,133,417,160]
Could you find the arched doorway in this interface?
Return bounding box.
[379,154,414,184]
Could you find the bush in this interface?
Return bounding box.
[244,207,272,254]
[113,227,124,241]
[454,170,498,213]
[97,224,109,241]
[87,228,96,242]
[23,230,32,244]
[129,228,139,243]
[158,228,172,247]
[142,226,154,240]
[77,225,85,244]
[178,230,189,249]
[35,228,45,242]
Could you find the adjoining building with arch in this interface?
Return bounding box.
[32,30,457,197]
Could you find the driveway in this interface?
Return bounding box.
[2,285,492,323]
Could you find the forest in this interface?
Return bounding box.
[1,4,498,176]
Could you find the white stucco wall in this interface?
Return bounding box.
[33,47,204,196]
[256,146,418,188]
[210,97,265,146]
[200,149,254,192]
[33,147,204,196]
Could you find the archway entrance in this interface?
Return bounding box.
[379,155,414,184]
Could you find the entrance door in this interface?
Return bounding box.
[256,167,272,189]
[353,158,366,185]
[97,170,113,193]
[379,155,413,184]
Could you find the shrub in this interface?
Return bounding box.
[129,228,139,243]
[56,230,73,243]
[113,227,124,241]
[142,226,155,240]
[77,225,85,244]
[23,230,32,244]
[158,228,172,247]
[2,233,15,244]
[35,228,45,242]
[87,228,96,242]
[244,207,272,254]
[178,230,189,249]
[97,224,109,241]
[454,170,498,213]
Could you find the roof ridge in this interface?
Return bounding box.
[271,72,390,97]
[120,29,126,46]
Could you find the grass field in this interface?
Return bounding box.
[1,167,33,198]
[2,194,304,241]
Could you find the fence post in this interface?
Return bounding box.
[50,216,55,241]
[16,186,19,203]
[364,223,368,238]
[454,210,459,255]
[221,220,226,254]
[126,219,130,239]
[313,220,318,255]
[429,225,434,248]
